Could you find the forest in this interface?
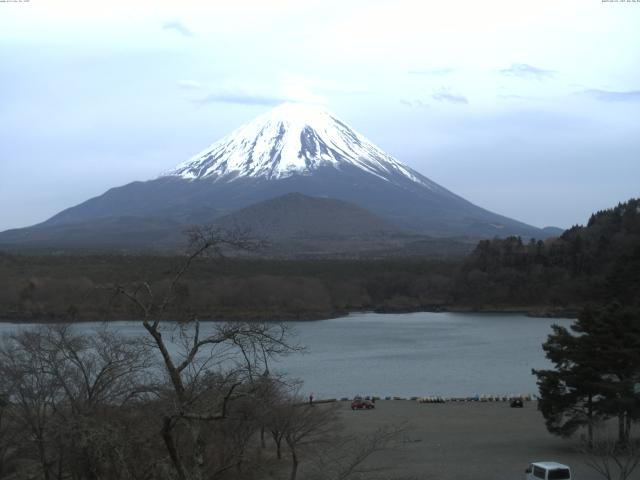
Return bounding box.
[0,198,638,322]
[452,198,640,312]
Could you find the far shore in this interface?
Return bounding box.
[0,306,578,324]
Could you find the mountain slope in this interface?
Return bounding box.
[0,216,184,251]
[213,192,401,238]
[0,103,553,251]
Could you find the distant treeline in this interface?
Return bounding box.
[0,254,456,321]
[1,198,638,322]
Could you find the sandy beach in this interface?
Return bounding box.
[334,400,607,480]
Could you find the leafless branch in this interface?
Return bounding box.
[581,437,640,480]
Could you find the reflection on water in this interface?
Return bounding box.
[0,311,573,399]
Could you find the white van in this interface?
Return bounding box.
[525,462,571,480]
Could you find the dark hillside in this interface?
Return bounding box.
[213,192,401,238]
[453,198,640,311]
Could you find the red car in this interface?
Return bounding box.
[351,397,375,410]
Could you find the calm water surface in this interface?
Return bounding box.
[0,312,572,399]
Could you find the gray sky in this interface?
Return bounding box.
[1,0,639,231]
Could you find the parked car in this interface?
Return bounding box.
[510,398,524,408]
[525,462,571,480]
[351,396,375,410]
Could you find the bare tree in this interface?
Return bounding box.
[114,226,299,480]
[0,329,63,480]
[308,425,407,480]
[282,401,337,480]
[581,438,640,480]
[257,388,404,480]
[0,389,25,479]
[37,325,154,414]
[44,325,155,480]
[0,324,157,480]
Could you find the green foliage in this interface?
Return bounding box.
[534,304,640,445]
[455,198,640,310]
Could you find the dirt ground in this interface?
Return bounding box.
[335,400,608,480]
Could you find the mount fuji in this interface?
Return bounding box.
[0,103,555,252]
[167,103,438,187]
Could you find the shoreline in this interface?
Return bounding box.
[0,305,577,324]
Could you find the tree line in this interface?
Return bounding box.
[0,198,638,321]
[0,255,455,322]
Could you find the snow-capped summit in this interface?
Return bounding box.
[164,103,436,189]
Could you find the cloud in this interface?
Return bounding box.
[500,63,555,80]
[408,68,455,76]
[195,92,290,106]
[162,21,193,37]
[178,80,201,90]
[431,87,468,105]
[400,99,429,108]
[582,89,640,102]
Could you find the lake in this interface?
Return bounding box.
[0,312,573,399]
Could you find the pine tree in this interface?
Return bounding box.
[534,304,640,445]
[534,324,602,446]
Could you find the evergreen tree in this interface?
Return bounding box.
[534,324,602,446]
[534,304,640,445]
